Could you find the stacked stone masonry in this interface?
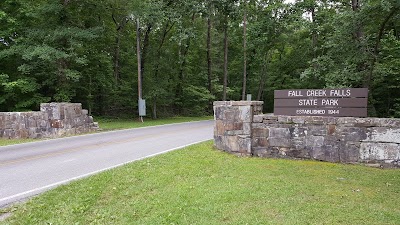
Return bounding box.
[0,103,98,139]
[214,101,400,167]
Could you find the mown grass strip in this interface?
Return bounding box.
[0,139,38,147]
[1,141,399,224]
[97,116,213,131]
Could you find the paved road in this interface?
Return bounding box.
[0,120,214,208]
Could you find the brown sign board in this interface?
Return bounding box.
[274,107,367,117]
[274,88,368,117]
[274,88,368,99]
[274,98,368,108]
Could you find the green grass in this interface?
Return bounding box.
[1,141,399,224]
[0,116,212,146]
[0,139,38,147]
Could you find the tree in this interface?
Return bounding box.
[0,0,398,118]
[242,0,248,100]
[1,0,100,109]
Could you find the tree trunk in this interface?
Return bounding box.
[368,7,399,85]
[111,14,128,85]
[141,24,152,84]
[152,21,175,119]
[351,0,363,45]
[367,6,398,117]
[223,16,228,101]
[88,74,93,115]
[152,100,157,120]
[257,56,268,101]
[175,13,195,114]
[351,0,360,12]
[113,31,120,83]
[351,0,376,116]
[351,0,368,86]
[311,6,317,59]
[136,18,142,100]
[207,16,212,96]
[242,3,247,100]
[57,1,69,101]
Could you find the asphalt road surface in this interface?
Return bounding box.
[0,120,214,208]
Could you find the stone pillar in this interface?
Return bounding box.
[40,102,98,137]
[213,101,263,156]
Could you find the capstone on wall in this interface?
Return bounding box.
[0,103,98,139]
[214,101,400,167]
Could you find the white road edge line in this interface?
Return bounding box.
[0,139,212,205]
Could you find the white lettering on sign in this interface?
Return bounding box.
[306,89,327,97]
[296,109,326,115]
[298,99,318,106]
[321,99,339,106]
[288,90,303,97]
[328,110,340,115]
[329,89,351,97]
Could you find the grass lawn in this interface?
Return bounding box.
[0,116,212,147]
[1,141,399,224]
[0,139,38,147]
[96,116,213,131]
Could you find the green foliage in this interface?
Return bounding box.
[0,0,399,117]
[373,31,400,117]
[0,73,50,111]
[182,85,215,116]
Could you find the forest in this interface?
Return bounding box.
[0,0,399,118]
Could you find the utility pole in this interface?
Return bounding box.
[136,18,145,122]
[136,18,142,101]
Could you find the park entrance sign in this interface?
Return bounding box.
[274,88,368,117]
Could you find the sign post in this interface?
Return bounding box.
[274,88,368,117]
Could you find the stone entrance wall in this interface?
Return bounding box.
[0,103,99,139]
[214,101,400,167]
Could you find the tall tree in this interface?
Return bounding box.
[242,0,248,100]
[207,14,213,97]
[215,0,238,101]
